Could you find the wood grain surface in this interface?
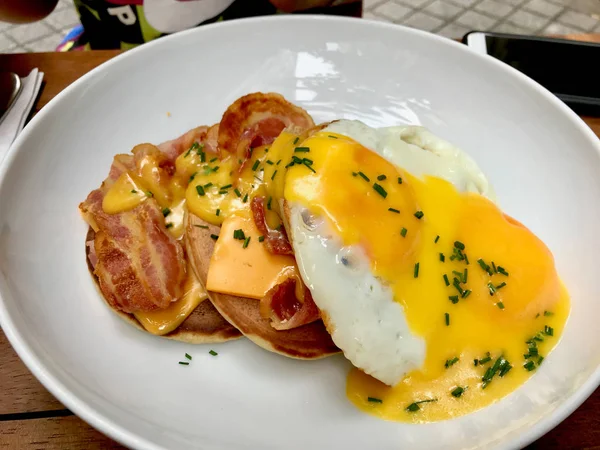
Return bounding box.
[1,34,600,449]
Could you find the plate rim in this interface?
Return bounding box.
[1,14,600,450]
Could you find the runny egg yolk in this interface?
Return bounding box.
[284,131,570,422]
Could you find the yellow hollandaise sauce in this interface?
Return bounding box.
[284,131,570,422]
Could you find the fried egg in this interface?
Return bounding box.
[282,120,569,422]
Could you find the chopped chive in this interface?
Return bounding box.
[451,386,465,398]
[293,137,299,144]
[400,227,408,238]
[165,223,173,229]
[491,261,498,273]
[243,193,249,203]
[358,172,370,182]
[537,356,544,365]
[496,282,507,290]
[414,211,424,219]
[266,160,274,165]
[453,278,464,295]
[352,172,358,177]
[388,208,400,213]
[200,152,206,163]
[523,361,536,371]
[303,160,316,173]
[162,207,171,217]
[130,189,137,194]
[210,157,218,163]
[449,295,459,304]
[243,236,251,249]
[210,234,219,240]
[544,310,554,316]
[367,397,383,404]
[294,147,310,153]
[499,361,512,377]
[454,241,465,250]
[178,361,190,366]
[477,258,493,275]
[303,158,313,165]
[328,135,338,139]
[463,268,468,283]
[397,177,403,184]
[267,196,272,210]
[271,170,278,180]
[185,353,192,360]
[377,174,387,181]
[497,266,509,276]
[209,350,218,356]
[406,399,437,412]
[276,159,282,165]
[406,403,420,412]
[439,253,445,262]
[216,209,220,216]
[479,355,492,365]
[443,274,450,286]
[234,188,241,197]
[373,183,388,198]
[188,171,198,182]
[445,313,450,326]
[544,325,554,336]
[194,224,209,229]
[453,270,465,283]
[462,289,472,299]
[487,282,496,296]
[146,191,153,197]
[258,236,265,242]
[233,229,246,240]
[221,184,233,190]
[252,160,260,171]
[445,357,459,368]
[414,262,420,278]
[497,302,505,310]
[196,185,205,196]
[434,235,440,243]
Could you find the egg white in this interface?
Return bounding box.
[287,120,493,386]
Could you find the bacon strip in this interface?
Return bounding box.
[218,93,315,169]
[251,196,293,255]
[260,277,321,330]
[80,189,186,313]
[157,125,219,161]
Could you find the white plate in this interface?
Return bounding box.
[1,16,600,450]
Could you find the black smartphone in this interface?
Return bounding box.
[462,31,600,115]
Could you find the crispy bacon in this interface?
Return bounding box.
[80,189,186,313]
[251,196,293,255]
[260,277,321,330]
[157,125,218,161]
[218,93,315,169]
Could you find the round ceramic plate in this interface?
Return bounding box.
[1,16,599,450]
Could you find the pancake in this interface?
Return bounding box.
[185,213,339,359]
[85,227,242,343]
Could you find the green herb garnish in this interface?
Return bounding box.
[294,147,310,153]
[451,386,465,398]
[414,262,420,278]
[196,185,205,196]
[209,350,218,356]
[377,174,387,181]
[367,397,383,404]
[400,227,408,238]
[414,211,424,219]
[162,207,171,217]
[373,183,388,198]
[243,236,251,249]
[358,172,370,182]
[388,208,400,213]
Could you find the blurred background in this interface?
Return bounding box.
[0,0,599,53]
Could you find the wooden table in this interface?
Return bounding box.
[1,35,600,449]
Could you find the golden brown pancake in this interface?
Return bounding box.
[85,227,242,343]
[185,213,339,359]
